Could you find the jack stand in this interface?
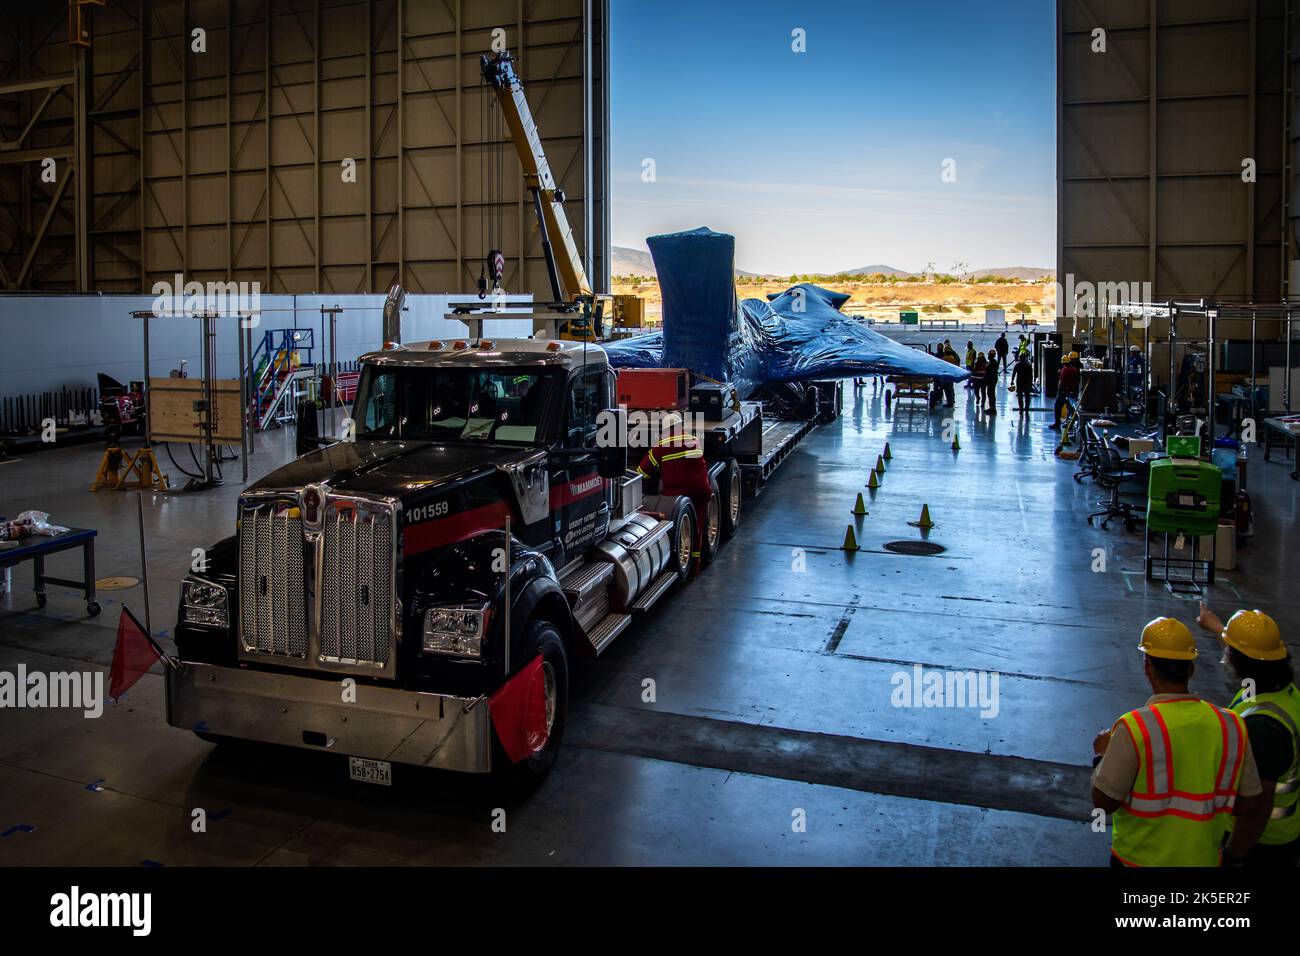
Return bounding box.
[91,446,127,491]
[119,446,170,492]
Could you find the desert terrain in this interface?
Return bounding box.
[611,273,1059,326]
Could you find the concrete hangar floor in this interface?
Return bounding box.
[2,359,1296,866]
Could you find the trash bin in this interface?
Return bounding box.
[1215,521,1237,571]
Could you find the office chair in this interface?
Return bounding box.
[1088,438,1146,532]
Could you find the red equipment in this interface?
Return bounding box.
[617,368,690,410]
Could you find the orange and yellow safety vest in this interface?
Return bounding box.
[1111,697,1247,867]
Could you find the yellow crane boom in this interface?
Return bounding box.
[481,51,592,303]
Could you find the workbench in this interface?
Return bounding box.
[0,527,101,616]
[1262,417,1300,480]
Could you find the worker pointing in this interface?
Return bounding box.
[1199,604,1300,867]
[1090,617,1271,866]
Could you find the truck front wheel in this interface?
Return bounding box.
[494,619,568,787]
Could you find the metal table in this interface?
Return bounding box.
[1262,417,1299,480]
[0,527,100,616]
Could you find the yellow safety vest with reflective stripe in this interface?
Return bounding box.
[1230,684,1300,845]
[656,432,702,462]
[1111,697,1246,867]
[635,433,702,478]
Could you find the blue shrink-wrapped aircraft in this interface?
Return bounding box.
[604,227,969,398]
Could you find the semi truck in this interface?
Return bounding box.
[166,336,836,785]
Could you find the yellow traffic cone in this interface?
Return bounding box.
[875,455,887,474]
[842,525,860,551]
[852,493,868,516]
[867,470,880,490]
[883,442,893,461]
[909,504,935,529]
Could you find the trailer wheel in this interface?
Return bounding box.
[494,619,568,788]
[720,459,742,539]
[699,484,722,565]
[667,496,697,582]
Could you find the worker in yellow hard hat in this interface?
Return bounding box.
[1090,617,1271,866]
[1198,603,1300,866]
[1049,351,1082,431]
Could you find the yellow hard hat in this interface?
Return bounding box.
[1140,617,1198,660]
[1222,610,1287,661]
[1066,351,1080,362]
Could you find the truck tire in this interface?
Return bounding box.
[667,496,696,582]
[719,459,742,539]
[699,482,722,566]
[494,619,568,788]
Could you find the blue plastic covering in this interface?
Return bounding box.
[605,227,968,395]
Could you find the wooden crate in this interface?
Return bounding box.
[148,377,243,444]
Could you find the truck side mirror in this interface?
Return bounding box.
[596,405,626,479]
[597,443,626,480]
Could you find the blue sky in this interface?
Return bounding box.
[610,0,1056,274]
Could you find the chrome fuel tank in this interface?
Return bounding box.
[591,510,674,610]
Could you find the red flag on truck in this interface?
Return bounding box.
[109,606,165,699]
[487,654,550,763]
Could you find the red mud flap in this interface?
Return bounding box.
[487,654,549,763]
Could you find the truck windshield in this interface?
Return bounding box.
[352,365,561,444]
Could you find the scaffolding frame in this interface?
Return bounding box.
[130,299,410,481]
[1106,299,1299,444]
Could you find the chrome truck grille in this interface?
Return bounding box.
[239,505,308,659]
[319,503,394,668]
[237,493,398,676]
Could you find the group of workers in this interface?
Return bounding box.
[1094,606,1300,867]
[924,332,1037,416]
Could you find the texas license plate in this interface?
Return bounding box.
[347,756,392,786]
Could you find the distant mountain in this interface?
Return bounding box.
[611,246,657,277]
[610,246,1052,282]
[611,244,761,278]
[842,264,916,278]
[970,267,1054,281]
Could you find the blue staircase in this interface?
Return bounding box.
[248,329,314,430]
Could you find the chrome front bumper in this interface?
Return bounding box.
[167,662,493,773]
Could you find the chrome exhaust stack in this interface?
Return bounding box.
[382,283,406,346]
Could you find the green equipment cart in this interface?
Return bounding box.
[1145,438,1222,593]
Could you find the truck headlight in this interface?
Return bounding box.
[181,578,229,628]
[423,604,490,658]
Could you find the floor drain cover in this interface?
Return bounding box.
[95,576,140,590]
[882,541,946,556]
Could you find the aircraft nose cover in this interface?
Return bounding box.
[607,227,969,391]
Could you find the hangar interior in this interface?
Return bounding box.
[0,0,1298,869]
